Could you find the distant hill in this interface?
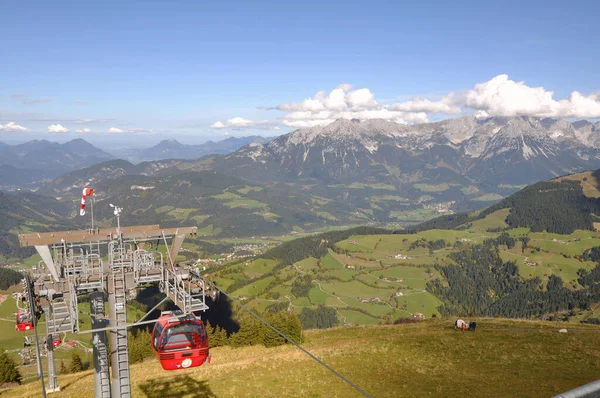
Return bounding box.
[403,168,600,235]
[37,158,185,197]
[0,138,114,188]
[36,156,600,239]
[0,191,73,259]
[0,165,59,186]
[37,167,367,237]
[110,136,275,162]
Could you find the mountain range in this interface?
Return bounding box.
[30,116,600,236]
[0,135,278,189]
[0,138,114,188]
[209,116,600,186]
[107,136,274,162]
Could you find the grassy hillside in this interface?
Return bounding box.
[554,169,600,198]
[3,319,600,398]
[0,192,73,261]
[213,220,600,325]
[36,170,374,239]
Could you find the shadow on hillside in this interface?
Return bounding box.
[204,295,239,336]
[134,287,239,336]
[139,375,216,398]
[593,169,600,190]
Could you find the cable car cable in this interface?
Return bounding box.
[215,287,373,398]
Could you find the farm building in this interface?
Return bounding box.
[394,254,412,260]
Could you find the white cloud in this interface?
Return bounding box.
[217,75,600,130]
[461,74,600,118]
[274,85,442,128]
[0,122,28,132]
[108,127,154,135]
[346,88,378,110]
[48,124,68,133]
[76,128,91,133]
[209,121,226,129]
[389,95,461,114]
[228,117,255,128]
[209,117,270,130]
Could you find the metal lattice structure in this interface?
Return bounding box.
[19,222,215,398]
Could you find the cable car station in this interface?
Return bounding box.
[17,215,215,398]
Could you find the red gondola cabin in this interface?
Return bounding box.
[151,311,210,370]
[16,310,33,332]
[51,334,61,347]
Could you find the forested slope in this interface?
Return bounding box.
[481,180,600,233]
[427,242,600,317]
[395,170,600,235]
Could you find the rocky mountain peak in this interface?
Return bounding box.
[219,116,600,185]
[284,118,407,146]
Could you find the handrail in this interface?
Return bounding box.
[553,379,600,398]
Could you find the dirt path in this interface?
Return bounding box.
[311,280,349,307]
[293,260,352,322]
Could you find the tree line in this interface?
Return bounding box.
[121,307,305,367]
[263,226,389,266]
[207,310,303,348]
[481,180,600,234]
[0,268,23,290]
[298,306,339,329]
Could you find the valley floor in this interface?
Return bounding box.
[3,318,600,398]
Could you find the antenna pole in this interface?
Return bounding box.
[116,209,121,244]
[110,204,122,244]
[91,197,95,232]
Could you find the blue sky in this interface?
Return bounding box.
[1,0,599,146]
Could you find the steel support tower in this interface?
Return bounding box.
[90,291,110,397]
